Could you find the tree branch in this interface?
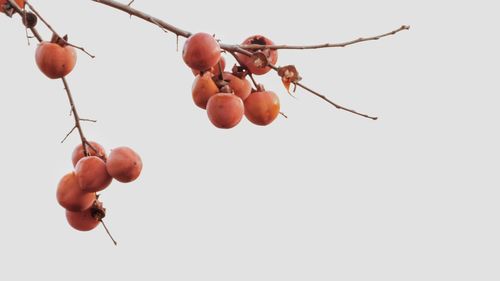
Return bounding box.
[90,0,407,120]
[239,25,410,50]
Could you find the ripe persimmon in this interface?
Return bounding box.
[183,32,221,71]
[106,147,143,183]
[236,35,278,75]
[206,93,244,129]
[35,41,77,79]
[192,72,219,109]
[56,172,95,212]
[72,141,107,167]
[66,208,100,232]
[222,72,252,101]
[0,0,25,13]
[244,91,280,126]
[75,156,113,193]
[192,57,226,77]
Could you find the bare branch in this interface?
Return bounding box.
[25,1,95,58]
[61,126,77,143]
[240,25,410,50]
[295,82,378,120]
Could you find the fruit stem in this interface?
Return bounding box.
[100,219,118,246]
[217,60,224,81]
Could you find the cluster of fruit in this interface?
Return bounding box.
[56,142,142,231]
[183,33,281,129]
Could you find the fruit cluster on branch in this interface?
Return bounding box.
[3,0,409,244]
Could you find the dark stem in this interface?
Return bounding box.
[61,78,91,155]
[100,219,118,246]
[295,82,378,120]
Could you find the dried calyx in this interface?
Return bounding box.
[22,11,37,28]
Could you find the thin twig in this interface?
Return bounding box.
[62,78,91,155]
[100,220,118,246]
[240,25,411,50]
[80,118,98,123]
[295,82,378,120]
[61,126,77,143]
[24,1,95,58]
[280,112,288,119]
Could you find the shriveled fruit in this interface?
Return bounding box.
[183,32,221,71]
[222,72,252,101]
[236,35,278,75]
[35,41,77,79]
[192,57,226,77]
[0,0,25,13]
[56,172,95,212]
[206,93,244,129]
[71,141,107,167]
[192,72,219,109]
[244,91,280,126]
[75,156,113,193]
[66,208,100,232]
[106,147,143,183]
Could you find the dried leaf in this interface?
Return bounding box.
[278,65,302,94]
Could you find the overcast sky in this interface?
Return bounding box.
[1,0,499,280]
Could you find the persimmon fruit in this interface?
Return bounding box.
[222,72,252,101]
[192,72,219,109]
[66,208,100,232]
[192,57,226,77]
[244,91,281,126]
[206,93,244,129]
[236,35,278,75]
[71,141,107,167]
[35,41,77,79]
[183,32,221,71]
[75,156,113,193]
[56,172,96,212]
[106,147,143,183]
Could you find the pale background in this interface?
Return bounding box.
[1,0,499,280]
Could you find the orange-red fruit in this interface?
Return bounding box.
[0,0,25,13]
[244,91,280,126]
[236,35,278,75]
[192,57,226,77]
[56,172,95,212]
[222,72,252,101]
[75,156,113,193]
[106,147,143,183]
[206,93,244,129]
[66,208,100,232]
[35,42,77,79]
[72,141,107,167]
[183,32,221,71]
[192,72,219,109]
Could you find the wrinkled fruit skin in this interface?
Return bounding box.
[244,91,280,126]
[236,35,278,75]
[192,57,226,77]
[56,172,96,212]
[0,0,25,13]
[66,208,100,232]
[72,141,107,167]
[206,93,244,129]
[183,33,221,72]
[35,42,77,79]
[192,72,219,109]
[222,72,252,101]
[106,147,143,183]
[75,156,113,193]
